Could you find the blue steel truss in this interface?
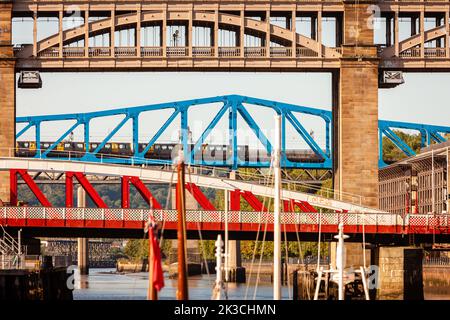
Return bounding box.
[15,95,450,169]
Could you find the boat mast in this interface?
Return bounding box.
[273,114,282,300]
[148,219,158,300]
[335,222,349,300]
[176,152,189,300]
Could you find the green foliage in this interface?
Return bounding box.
[198,240,216,260]
[240,240,329,260]
[109,247,128,260]
[382,130,422,163]
[17,183,169,208]
[123,238,172,262]
[123,239,149,261]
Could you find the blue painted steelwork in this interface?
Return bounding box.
[378,120,450,167]
[15,95,450,169]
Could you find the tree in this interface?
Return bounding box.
[123,239,148,261]
[382,130,422,163]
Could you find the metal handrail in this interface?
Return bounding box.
[2,146,366,206]
[3,207,448,227]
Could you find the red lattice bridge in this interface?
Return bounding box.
[1,157,450,243]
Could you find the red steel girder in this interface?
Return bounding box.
[283,199,317,213]
[129,176,162,209]
[66,172,107,208]
[185,183,216,210]
[230,189,268,212]
[10,169,52,207]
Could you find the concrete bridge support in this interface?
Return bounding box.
[0,1,15,204]
[77,187,89,275]
[333,1,379,208]
[226,238,246,283]
[225,171,245,283]
[170,185,201,264]
[447,147,450,212]
[375,247,424,300]
[330,1,379,271]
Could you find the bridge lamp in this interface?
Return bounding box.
[379,71,405,89]
[18,71,42,89]
[173,29,180,47]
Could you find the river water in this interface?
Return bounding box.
[73,268,291,300]
[73,268,450,300]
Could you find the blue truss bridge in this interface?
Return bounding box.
[15,95,450,169]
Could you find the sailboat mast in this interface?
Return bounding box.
[148,226,157,300]
[176,157,189,300]
[273,114,282,300]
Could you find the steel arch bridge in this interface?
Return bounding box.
[16,95,450,169]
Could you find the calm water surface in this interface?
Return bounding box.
[73,268,291,300]
[73,268,450,300]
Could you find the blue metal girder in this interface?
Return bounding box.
[378,119,450,167]
[15,95,450,169]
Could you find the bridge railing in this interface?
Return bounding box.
[192,47,214,57]
[423,257,450,266]
[115,47,137,57]
[296,47,319,57]
[141,47,164,57]
[2,207,449,229]
[27,46,328,59]
[4,150,365,207]
[166,46,189,57]
[63,47,85,58]
[89,47,111,57]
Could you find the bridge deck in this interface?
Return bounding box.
[1,207,449,239]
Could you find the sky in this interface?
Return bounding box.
[15,72,450,150]
[12,16,450,149]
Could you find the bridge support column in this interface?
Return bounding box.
[77,187,89,275]
[447,147,449,212]
[332,1,380,274]
[170,185,201,268]
[330,242,371,270]
[374,247,424,300]
[225,171,245,283]
[226,238,246,283]
[0,1,15,205]
[333,1,380,208]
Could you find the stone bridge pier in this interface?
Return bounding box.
[0,0,15,204]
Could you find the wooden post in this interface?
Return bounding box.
[446,9,449,58]
[33,11,37,57]
[136,5,141,58]
[266,9,270,58]
[176,160,188,300]
[214,8,219,57]
[59,9,63,58]
[188,5,193,57]
[420,10,425,58]
[240,9,244,58]
[148,226,158,300]
[110,8,115,57]
[85,9,89,58]
[394,11,399,57]
[162,6,167,57]
[317,10,322,57]
[291,8,296,58]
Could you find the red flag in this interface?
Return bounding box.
[149,226,165,291]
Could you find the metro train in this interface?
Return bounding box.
[15,141,322,163]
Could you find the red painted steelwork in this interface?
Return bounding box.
[129,176,162,209]
[185,183,216,210]
[66,173,73,207]
[121,176,130,209]
[66,172,107,208]
[10,169,52,207]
